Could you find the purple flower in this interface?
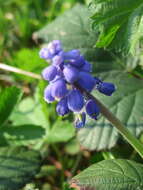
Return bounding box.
[74,112,86,128]
[67,89,84,112]
[81,61,92,72]
[52,40,62,53]
[85,99,100,119]
[63,65,79,83]
[52,55,63,66]
[40,40,116,128]
[63,49,80,60]
[51,79,68,99]
[44,85,55,103]
[42,65,57,81]
[69,56,85,68]
[39,47,53,60]
[47,40,62,55]
[77,72,96,92]
[56,97,70,116]
[40,40,62,60]
[97,82,116,96]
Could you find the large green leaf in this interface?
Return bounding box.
[78,71,143,150]
[0,146,41,190]
[0,86,22,126]
[33,4,122,73]
[91,0,143,55]
[10,97,75,144]
[10,97,48,128]
[71,159,143,190]
[0,125,45,146]
[33,4,102,62]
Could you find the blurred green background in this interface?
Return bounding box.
[1,0,143,190]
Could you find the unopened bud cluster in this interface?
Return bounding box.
[39,40,115,128]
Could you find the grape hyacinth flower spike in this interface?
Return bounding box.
[40,40,116,128]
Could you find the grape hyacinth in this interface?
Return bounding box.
[40,40,116,128]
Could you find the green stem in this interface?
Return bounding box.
[71,153,82,176]
[0,63,42,80]
[102,151,115,160]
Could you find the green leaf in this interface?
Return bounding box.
[78,71,143,150]
[0,125,45,146]
[0,146,41,190]
[0,86,22,126]
[91,0,143,55]
[33,4,100,62]
[71,159,143,190]
[47,121,75,143]
[8,48,45,82]
[65,139,80,155]
[10,97,49,129]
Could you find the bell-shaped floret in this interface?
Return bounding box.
[42,65,57,81]
[67,89,84,112]
[81,61,92,72]
[85,99,100,119]
[56,97,70,116]
[97,82,116,96]
[63,49,80,60]
[52,40,62,53]
[51,79,68,99]
[39,47,53,60]
[39,40,62,60]
[47,40,62,55]
[63,65,79,83]
[69,56,85,68]
[44,85,55,103]
[74,112,86,128]
[52,55,63,66]
[77,72,96,92]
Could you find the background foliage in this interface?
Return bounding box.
[0,0,143,190]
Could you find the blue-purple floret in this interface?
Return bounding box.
[44,85,55,103]
[56,97,69,116]
[40,40,116,128]
[42,65,57,81]
[67,89,84,112]
[63,65,79,83]
[74,112,86,128]
[85,99,100,120]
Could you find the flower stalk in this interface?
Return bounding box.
[1,62,143,158]
[75,83,143,159]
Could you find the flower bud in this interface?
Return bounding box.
[52,55,63,66]
[44,85,55,103]
[39,47,52,60]
[97,82,116,96]
[56,97,69,116]
[48,40,62,56]
[67,89,84,112]
[85,99,100,119]
[77,72,96,92]
[51,79,68,99]
[52,40,62,53]
[74,112,86,128]
[63,65,79,83]
[42,65,57,81]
